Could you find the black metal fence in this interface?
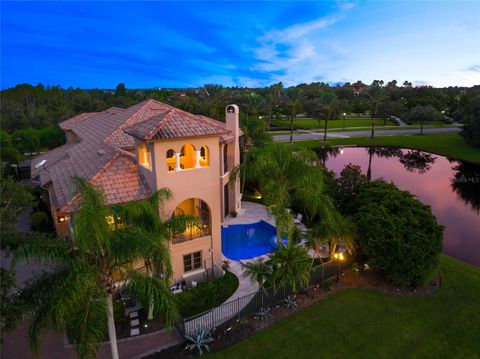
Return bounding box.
[181,258,351,336]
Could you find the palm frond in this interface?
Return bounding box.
[12,235,73,268]
[72,177,112,254]
[125,270,178,327]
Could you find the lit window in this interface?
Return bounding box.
[138,143,152,170]
[166,149,176,172]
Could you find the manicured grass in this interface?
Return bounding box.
[294,133,480,164]
[212,256,480,358]
[177,271,239,318]
[272,118,396,130]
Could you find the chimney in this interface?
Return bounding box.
[225,104,239,138]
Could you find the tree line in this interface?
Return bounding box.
[1,81,479,163]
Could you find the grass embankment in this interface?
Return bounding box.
[272,118,396,130]
[178,271,239,318]
[212,256,480,358]
[294,133,480,164]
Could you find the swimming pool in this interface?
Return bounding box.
[221,220,279,261]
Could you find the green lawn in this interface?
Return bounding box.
[212,256,480,358]
[272,118,396,130]
[294,133,480,164]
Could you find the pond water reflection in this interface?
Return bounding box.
[322,147,480,267]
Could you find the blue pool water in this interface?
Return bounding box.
[221,221,278,260]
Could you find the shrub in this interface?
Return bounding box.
[30,211,49,232]
[349,181,444,287]
[177,271,239,317]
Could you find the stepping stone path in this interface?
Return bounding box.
[129,311,140,336]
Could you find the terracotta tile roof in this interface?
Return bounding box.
[123,101,230,141]
[59,112,98,130]
[31,99,235,211]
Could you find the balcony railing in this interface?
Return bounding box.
[172,222,211,244]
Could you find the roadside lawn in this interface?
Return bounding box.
[293,133,480,164]
[211,256,480,358]
[272,118,396,130]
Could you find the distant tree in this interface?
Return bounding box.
[114,83,126,97]
[319,91,338,142]
[364,81,387,138]
[456,95,480,148]
[283,88,303,143]
[349,181,444,287]
[405,105,442,134]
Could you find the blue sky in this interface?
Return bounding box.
[1,1,479,89]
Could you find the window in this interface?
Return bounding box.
[138,143,152,170]
[183,251,202,272]
[199,145,209,167]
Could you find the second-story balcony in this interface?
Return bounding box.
[171,198,212,245]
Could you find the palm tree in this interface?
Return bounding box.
[305,225,329,265]
[251,143,331,245]
[319,91,338,142]
[269,242,311,293]
[11,178,182,359]
[364,81,386,139]
[317,211,356,258]
[283,88,303,143]
[243,258,271,294]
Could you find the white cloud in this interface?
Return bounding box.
[250,4,355,86]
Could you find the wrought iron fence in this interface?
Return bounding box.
[181,257,352,336]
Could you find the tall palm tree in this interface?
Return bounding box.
[319,91,338,142]
[251,143,332,245]
[269,242,311,293]
[364,81,386,139]
[283,88,303,143]
[11,178,183,359]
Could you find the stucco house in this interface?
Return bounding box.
[31,100,242,284]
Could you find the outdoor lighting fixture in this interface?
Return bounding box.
[253,190,262,199]
[144,324,148,328]
[334,252,344,283]
[58,215,65,223]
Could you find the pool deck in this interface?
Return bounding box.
[223,201,276,227]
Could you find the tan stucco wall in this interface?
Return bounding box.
[148,136,223,283]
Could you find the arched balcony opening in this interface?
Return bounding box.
[199,145,210,167]
[180,144,196,170]
[172,198,211,244]
[166,149,176,172]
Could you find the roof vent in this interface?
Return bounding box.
[97,149,106,156]
[34,159,47,169]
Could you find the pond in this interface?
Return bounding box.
[320,147,480,267]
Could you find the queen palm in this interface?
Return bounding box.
[319,90,338,142]
[251,143,331,245]
[11,178,191,359]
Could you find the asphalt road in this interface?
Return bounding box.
[272,127,462,142]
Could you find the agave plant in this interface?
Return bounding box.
[284,295,298,309]
[185,328,214,356]
[255,307,272,320]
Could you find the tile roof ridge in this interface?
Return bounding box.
[144,109,174,139]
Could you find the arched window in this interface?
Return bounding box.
[200,145,209,167]
[138,143,152,170]
[166,149,176,172]
[180,144,196,169]
[172,198,211,244]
